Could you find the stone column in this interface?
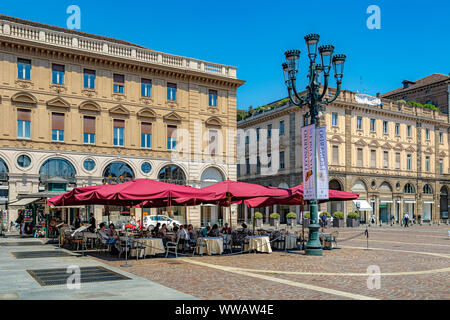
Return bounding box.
[296,205,301,224]
[265,207,270,224]
[244,205,248,223]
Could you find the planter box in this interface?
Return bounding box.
[346,218,359,228]
[270,219,280,227]
[287,218,296,227]
[303,218,311,228]
[255,219,262,228]
[333,219,345,228]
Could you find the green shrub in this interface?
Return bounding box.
[333,211,345,219]
[321,211,331,217]
[396,99,406,104]
[286,212,297,219]
[347,211,359,219]
[303,212,310,219]
[254,212,263,219]
[270,212,280,219]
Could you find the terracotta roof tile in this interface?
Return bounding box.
[382,73,450,97]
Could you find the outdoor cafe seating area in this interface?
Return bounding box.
[48,178,357,260]
[57,222,312,259]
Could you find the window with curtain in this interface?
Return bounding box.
[167,83,177,101]
[141,78,152,97]
[267,124,272,138]
[407,125,411,137]
[279,151,285,169]
[370,150,376,168]
[279,120,285,135]
[167,125,177,150]
[407,154,412,170]
[425,128,430,140]
[113,119,124,146]
[439,159,444,174]
[113,74,125,93]
[83,116,95,144]
[383,121,388,134]
[209,129,218,155]
[395,152,400,169]
[395,123,400,136]
[332,113,338,127]
[357,148,363,166]
[17,109,31,139]
[256,156,261,174]
[141,122,152,149]
[83,69,96,89]
[332,146,339,164]
[425,156,430,172]
[370,119,376,132]
[383,151,389,168]
[51,113,64,142]
[357,117,362,130]
[52,64,65,84]
[17,58,31,80]
[208,89,217,107]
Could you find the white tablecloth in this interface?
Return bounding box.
[131,238,165,257]
[197,237,223,255]
[245,236,272,253]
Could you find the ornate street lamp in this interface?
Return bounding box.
[282,34,346,256]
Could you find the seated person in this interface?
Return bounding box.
[208,224,220,237]
[241,223,249,235]
[152,223,161,237]
[106,223,117,238]
[187,224,198,242]
[98,223,119,253]
[221,223,231,234]
[200,225,210,237]
[158,224,168,243]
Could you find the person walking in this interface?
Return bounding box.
[418,214,422,225]
[404,213,409,227]
[370,213,376,226]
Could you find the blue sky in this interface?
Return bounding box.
[1,0,449,109]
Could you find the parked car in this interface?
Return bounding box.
[143,215,181,230]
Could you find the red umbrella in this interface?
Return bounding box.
[199,180,291,233]
[47,184,106,206]
[47,179,216,207]
[244,184,359,208]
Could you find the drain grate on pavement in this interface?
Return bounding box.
[10,250,78,259]
[27,266,131,286]
[0,242,44,247]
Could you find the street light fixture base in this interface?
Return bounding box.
[305,248,323,256]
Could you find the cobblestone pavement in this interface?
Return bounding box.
[94,225,450,300]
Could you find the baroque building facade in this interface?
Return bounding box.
[237,88,450,224]
[0,15,244,227]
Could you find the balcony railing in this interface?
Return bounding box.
[0,19,237,79]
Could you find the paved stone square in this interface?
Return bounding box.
[0,225,448,300]
[95,225,450,300]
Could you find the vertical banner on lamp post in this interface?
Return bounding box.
[316,126,329,200]
[302,124,316,199]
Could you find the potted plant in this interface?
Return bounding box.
[332,211,345,228]
[303,212,311,227]
[346,211,360,227]
[253,212,263,228]
[269,212,280,227]
[286,212,297,226]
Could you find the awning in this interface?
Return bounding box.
[380,200,393,203]
[8,198,40,207]
[423,201,434,204]
[353,200,373,211]
[404,200,416,204]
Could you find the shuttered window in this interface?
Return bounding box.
[83,116,95,144]
[52,113,64,141]
[17,109,31,139]
[141,122,152,149]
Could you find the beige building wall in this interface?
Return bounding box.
[0,16,244,228]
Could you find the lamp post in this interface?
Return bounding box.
[282,33,346,256]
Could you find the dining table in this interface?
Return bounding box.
[130,238,165,258]
[245,235,272,253]
[196,237,223,255]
